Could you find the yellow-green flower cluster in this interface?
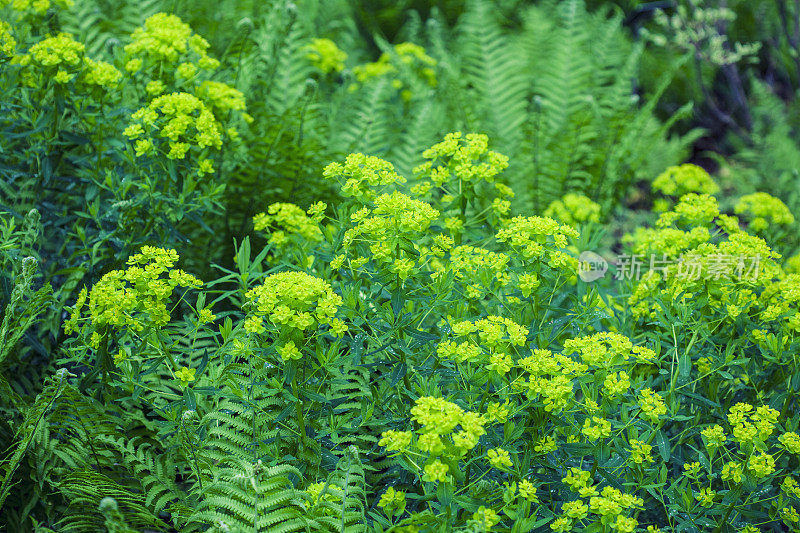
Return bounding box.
[378,430,412,452]
[125,92,222,160]
[760,272,800,326]
[12,32,92,85]
[487,447,513,469]
[544,193,602,226]
[352,42,436,100]
[783,477,800,498]
[563,468,594,494]
[638,388,667,424]
[3,0,73,16]
[379,396,486,483]
[176,62,197,79]
[342,191,438,266]
[563,332,655,368]
[422,460,448,483]
[630,255,761,322]
[145,80,165,96]
[582,416,612,441]
[394,42,436,74]
[82,58,122,88]
[603,371,631,398]
[626,193,784,322]
[561,500,589,521]
[417,132,509,185]
[436,338,481,365]
[27,31,83,67]
[779,432,800,454]
[243,271,344,336]
[734,192,795,233]
[505,479,538,504]
[721,460,744,483]
[495,216,578,267]
[470,316,528,347]
[196,80,249,118]
[0,21,16,58]
[175,366,196,387]
[781,506,800,525]
[351,60,394,83]
[305,482,342,508]
[556,470,643,532]
[535,435,559,454]
[437,315,527,373]
[652,164,719,198]
[629,439,654,465]
[197,307,216,324]
[656,193,720,228]
[630,190,739,257]
[305,38,347,74]
[124,13,219,71]
[432,245,510,299]
[514,348,588,412]
[323,153,406,200]
[727,403,780,446]
[516,272,540,298]
[277,340,302,361]
[631,193,748,262]
[747,451,776,478]
[700,232,777,278]
[626,225,711,257]
[471,506,501,530]
[252,202,324,247]
[485,401,511,424]
[415,233,454,260]
[67,247,201,336]
[701,425,727,449]
[695,487,717,507]
[377,487,406,517]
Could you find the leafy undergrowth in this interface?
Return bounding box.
[2,2,800,532]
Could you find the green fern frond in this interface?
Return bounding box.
[310,446,367,533]
[0,257,52,371]
[0,370,69,511]
[54,470,163,532]
[455,0,528,154]
[98,435,183,516]
[331,77,396,158]
[387,97,445,176]
[192,458,315,532]
[60,0,164,58]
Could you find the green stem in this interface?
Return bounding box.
[712,491,740,533]
[183,418,204,490]
[292,375,306,442]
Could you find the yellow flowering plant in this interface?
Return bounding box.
[351,41,437,102]
[123,13,220,87]
[734,192,796,245]
[1,0,73,19]
[0,11,251,329]
[62,247,211,396]
[545,193,602,227]
[305,38,347,74]
[651,164,720,211]
[234,134,685,530]
[6,71,796,528]
[3,0,800,528]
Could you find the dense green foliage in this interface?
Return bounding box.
[2,0,800,532]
